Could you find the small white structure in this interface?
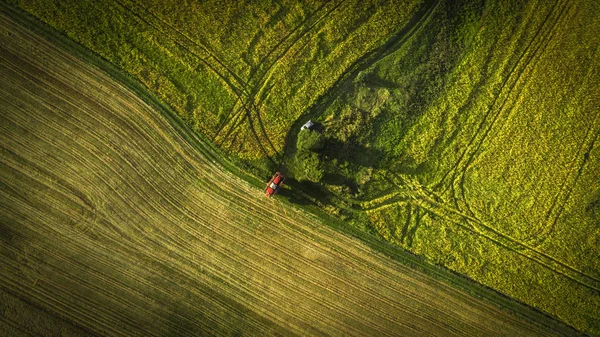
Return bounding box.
[300,120,314,131]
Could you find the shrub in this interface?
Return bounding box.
[294,150,324,182]
[297,129,324,152]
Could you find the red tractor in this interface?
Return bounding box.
[265,172,284,197]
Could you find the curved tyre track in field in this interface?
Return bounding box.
[212,0,348,158]
[110,0,280,160]
[454,0,573,218]
[110,0,260,149]
[285,0,442,158]
[214,0,345,129]
[114,0,250,96]
[362,173,600,293]
[434,0,571,207]
[435,0,565,190]
[0,13,573,337]
[525,107,600,247]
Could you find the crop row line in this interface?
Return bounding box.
[0,145,275,336]
[0,222,232,337]
[0,247,144,336]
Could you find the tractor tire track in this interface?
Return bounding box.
[435,0,567,196]
[109,0,268,155]
[209,0,342,140]
[283,0,442,166]
[213,0,347,158]
[521,41,600,246]
[455,0,573,218]
[246,0,342,84]
[362,174,600,293]
[121,0,275,151]
[526,109,600,246]
[243,0,347,153]
[109,0,253,143]
[119,0,250,94]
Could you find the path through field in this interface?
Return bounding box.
[0,13,573,336]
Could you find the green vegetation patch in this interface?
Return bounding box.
[6,0,423,168]
[299,0,600,334]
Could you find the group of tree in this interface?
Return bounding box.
[294,129,325,182]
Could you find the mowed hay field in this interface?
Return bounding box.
[305,0,600,334]
[0,13,577,337]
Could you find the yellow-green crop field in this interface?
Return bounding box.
[0,10,579,336]
[307,0,600,334]
[1,0,599,335]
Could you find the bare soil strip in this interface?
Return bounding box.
[0,13,576,336]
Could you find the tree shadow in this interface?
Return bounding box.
[322,172,358,195]
[293,179,336,205]
[357,72,401,89]
[310,121,326,133]
[320,137,383,168]
[279,122,383,206]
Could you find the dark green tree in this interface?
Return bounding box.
[296,129,324,152]
[294,150,324,183]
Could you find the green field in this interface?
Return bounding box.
[2,0,599,335]
[300,0,600,333]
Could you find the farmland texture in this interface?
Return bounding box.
[0,12,578,337]
[3,0,423,169]
[3,0,599,335]
[302,0,600,334]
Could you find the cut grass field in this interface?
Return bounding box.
[0,12,581,336]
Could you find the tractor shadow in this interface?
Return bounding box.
[276,186,312,206]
